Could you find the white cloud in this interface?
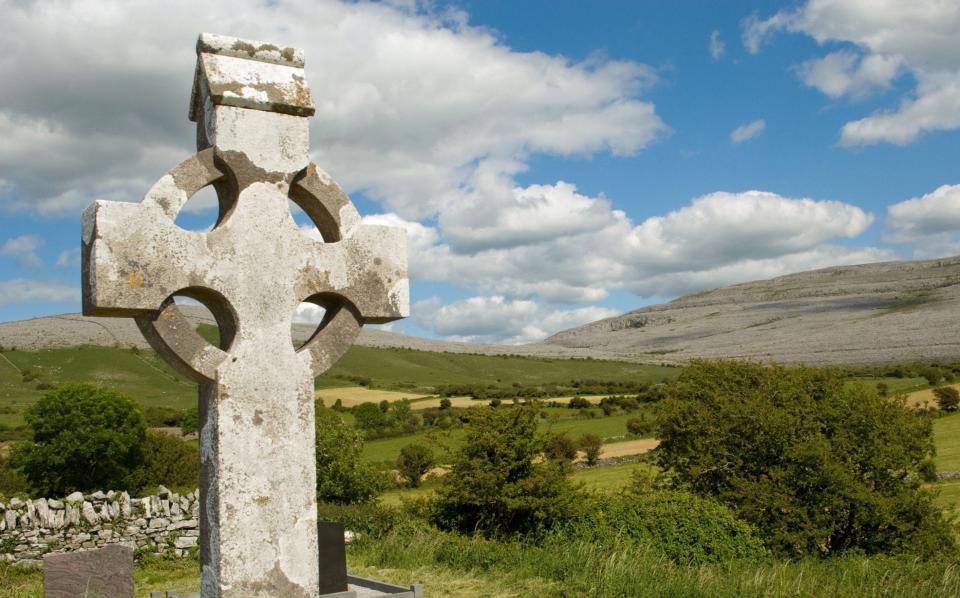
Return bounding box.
[0,235,43,269]
[742,0,960,145]
[372,188,880,313]
[414,295,618,344]
[0,279,79,306]
[884,184,960,257]
[709,30,726,60]
[730,119,766,143]
[0,0,666,220]
[56,248,81,268]
[795,51,903,98]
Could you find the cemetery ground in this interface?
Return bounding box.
[3,350,960,595]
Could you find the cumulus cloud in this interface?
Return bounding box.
[0,0,666,220]
[371,188,881,325]
[0,235,44,269]
[709,30,726,60]
[884,184,960,257]
[0,279,78,306]
[795,51,903,98]
[730,119,766,143]
[414,295,618,344]
[742,0,960,145]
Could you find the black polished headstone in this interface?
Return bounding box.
[318,521,349,595]
[43,544,134,598]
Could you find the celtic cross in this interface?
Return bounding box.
[81,33,408,597]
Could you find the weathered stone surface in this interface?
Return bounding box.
[43,544,133,598]
[80,32,408,598]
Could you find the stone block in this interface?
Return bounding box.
[43,544,133,598]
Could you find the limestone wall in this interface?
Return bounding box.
[0,486,199,565]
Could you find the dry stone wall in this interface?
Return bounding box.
[0,486,199,565]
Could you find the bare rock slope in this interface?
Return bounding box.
[544,256,960,366]
[4,256,959,366]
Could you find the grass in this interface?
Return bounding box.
[0,557,202,598]
[0,346,195,427]
[0,344,677,428]
[934,412,960,471]
[349,527,960,598]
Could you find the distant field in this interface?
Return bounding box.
[315,387,429,408]
[0,344,677,427]
[905,383,960,410]
[0,346,195,427]
[318,345,679,392]
[933,412,960,471]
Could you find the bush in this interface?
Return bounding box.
[439,398,451,410]
[124,430,198,494]
[934,386,960,412]
[396,444,434,488]
[0,454,28,499]
[11,384,146,496]
[568,397,591,409]
[432,406,582,536]
[566,492,768,564]
[144,406,184,428]
[179,406,199,435]
[316,405,386,503]
[657,360,955,558]
[579,433,602,466]
[626,415,653,437]
[353,402,386,430]
[317,501,407,539]
[543,432,578,461]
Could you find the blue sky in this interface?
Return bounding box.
[1,0,959,343]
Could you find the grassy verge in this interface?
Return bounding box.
[0,557,201,598]
[349,527,960,598]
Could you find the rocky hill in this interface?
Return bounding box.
[4,256,960,367]
[544,256,960,366]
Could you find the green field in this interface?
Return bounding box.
[934,412,960,471]
[0,344,677,428]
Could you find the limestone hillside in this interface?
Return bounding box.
[4,256,960,366]
[544,256,960,366]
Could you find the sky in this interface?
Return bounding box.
[1,0,959,344]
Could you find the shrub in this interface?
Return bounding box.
[317,501,406,539]
[657,360,955,558]
[11,384,146,495]
[124,430,198,494]
[626,415,653,437]
[396,444,434,488]
[145,406,184,428]
[439,398,452,410]
[353,402,387,430]
[432,406,582,536]
[579,433,602,466]
[180,406,198,435]
[568,397,591,409]
[934,386,960,412]
[0,454,28,499]
[316,405,385,503]
[543,432,578,461]
[566,492,768,564]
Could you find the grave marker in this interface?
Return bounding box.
[82,33,408,597]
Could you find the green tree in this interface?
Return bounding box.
[934,386,960,412]
[124,430,199,494]
[543,432,578,461]
[315,405,385,503]
[626,415,652,437]
[396,443,434,488]
[432,406,582,536]
[579,433,603,466]
[180,405,199,435]
[656,361,954,557]
[439,398,452,410]
[11,384,146,495]
[352,402,386,430]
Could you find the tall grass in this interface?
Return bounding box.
[350,527,960,597]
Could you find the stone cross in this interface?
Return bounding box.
[81,33,408,597]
